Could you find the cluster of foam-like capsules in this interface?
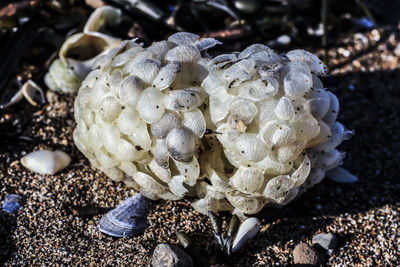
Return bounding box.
[72,32,353,217]
[195,45,354,217]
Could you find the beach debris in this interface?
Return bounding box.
[231,217,260,253]
[21,150,71,175]
[152,243,193,267]
[2,194,24,213]
[0,79,45,109]
[45,6,122,94]
[293,243,321,266]
[312,233,337,253]
[97,193,148,237]
[326,167,358,183]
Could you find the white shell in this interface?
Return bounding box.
[21,150,71,175]
[232,217,260,253]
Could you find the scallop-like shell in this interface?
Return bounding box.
[231,217,260,253]
[21,150,71,175]
[98,193,148,237]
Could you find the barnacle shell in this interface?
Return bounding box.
[73,33,352,215]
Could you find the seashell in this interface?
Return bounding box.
[2,194,24,213]
[326,166,358,183]
[98,193,148,237]
[231,217,260,253]
[224,214,240,254]
[0,79,45,109]
[208,211,224,248]
[45,6,122,94]
[176,231,193,249]
[21,150,71,175]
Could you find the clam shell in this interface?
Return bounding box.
[231,217,260,253]
[98,194,148,237]
[21,150,71,175]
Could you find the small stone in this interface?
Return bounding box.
[152,244,193,267]
[312,233,337,252]
[2,194,24,213]
[293,243,320,266]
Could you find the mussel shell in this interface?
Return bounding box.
[98,194,148,237]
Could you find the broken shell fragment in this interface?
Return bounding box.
[231,217,260,253]
[98,193,148,237]
[21,150,71,175]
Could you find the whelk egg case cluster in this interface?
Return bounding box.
[73,32,353,216]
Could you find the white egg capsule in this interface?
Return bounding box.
[165,126,196,162]
[150,111,181,139]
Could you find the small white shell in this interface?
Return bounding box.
[232,217,260,253]
[137,86,165,123]
[21,80,45,106]
[21,150,71,175]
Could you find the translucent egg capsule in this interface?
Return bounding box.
[166,126,196,162]
[167,32,199,45]
[137,86,165,123]
[263,175,294,201]
[230,167,265,194]
[286,49,327,75]
[182,108,206,138]
[164,89,202,111]
[236,133,268,162]
[150,111,181,139]
[151,139,170,168]
[129,59,161,84]
[118,76,144,108]
[152,61,181,90]
[164,45,201,63]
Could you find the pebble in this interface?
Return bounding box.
[2,194,24,213]
[312,233,337,252]
[293,243,321,266]
[152,244,193,267]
